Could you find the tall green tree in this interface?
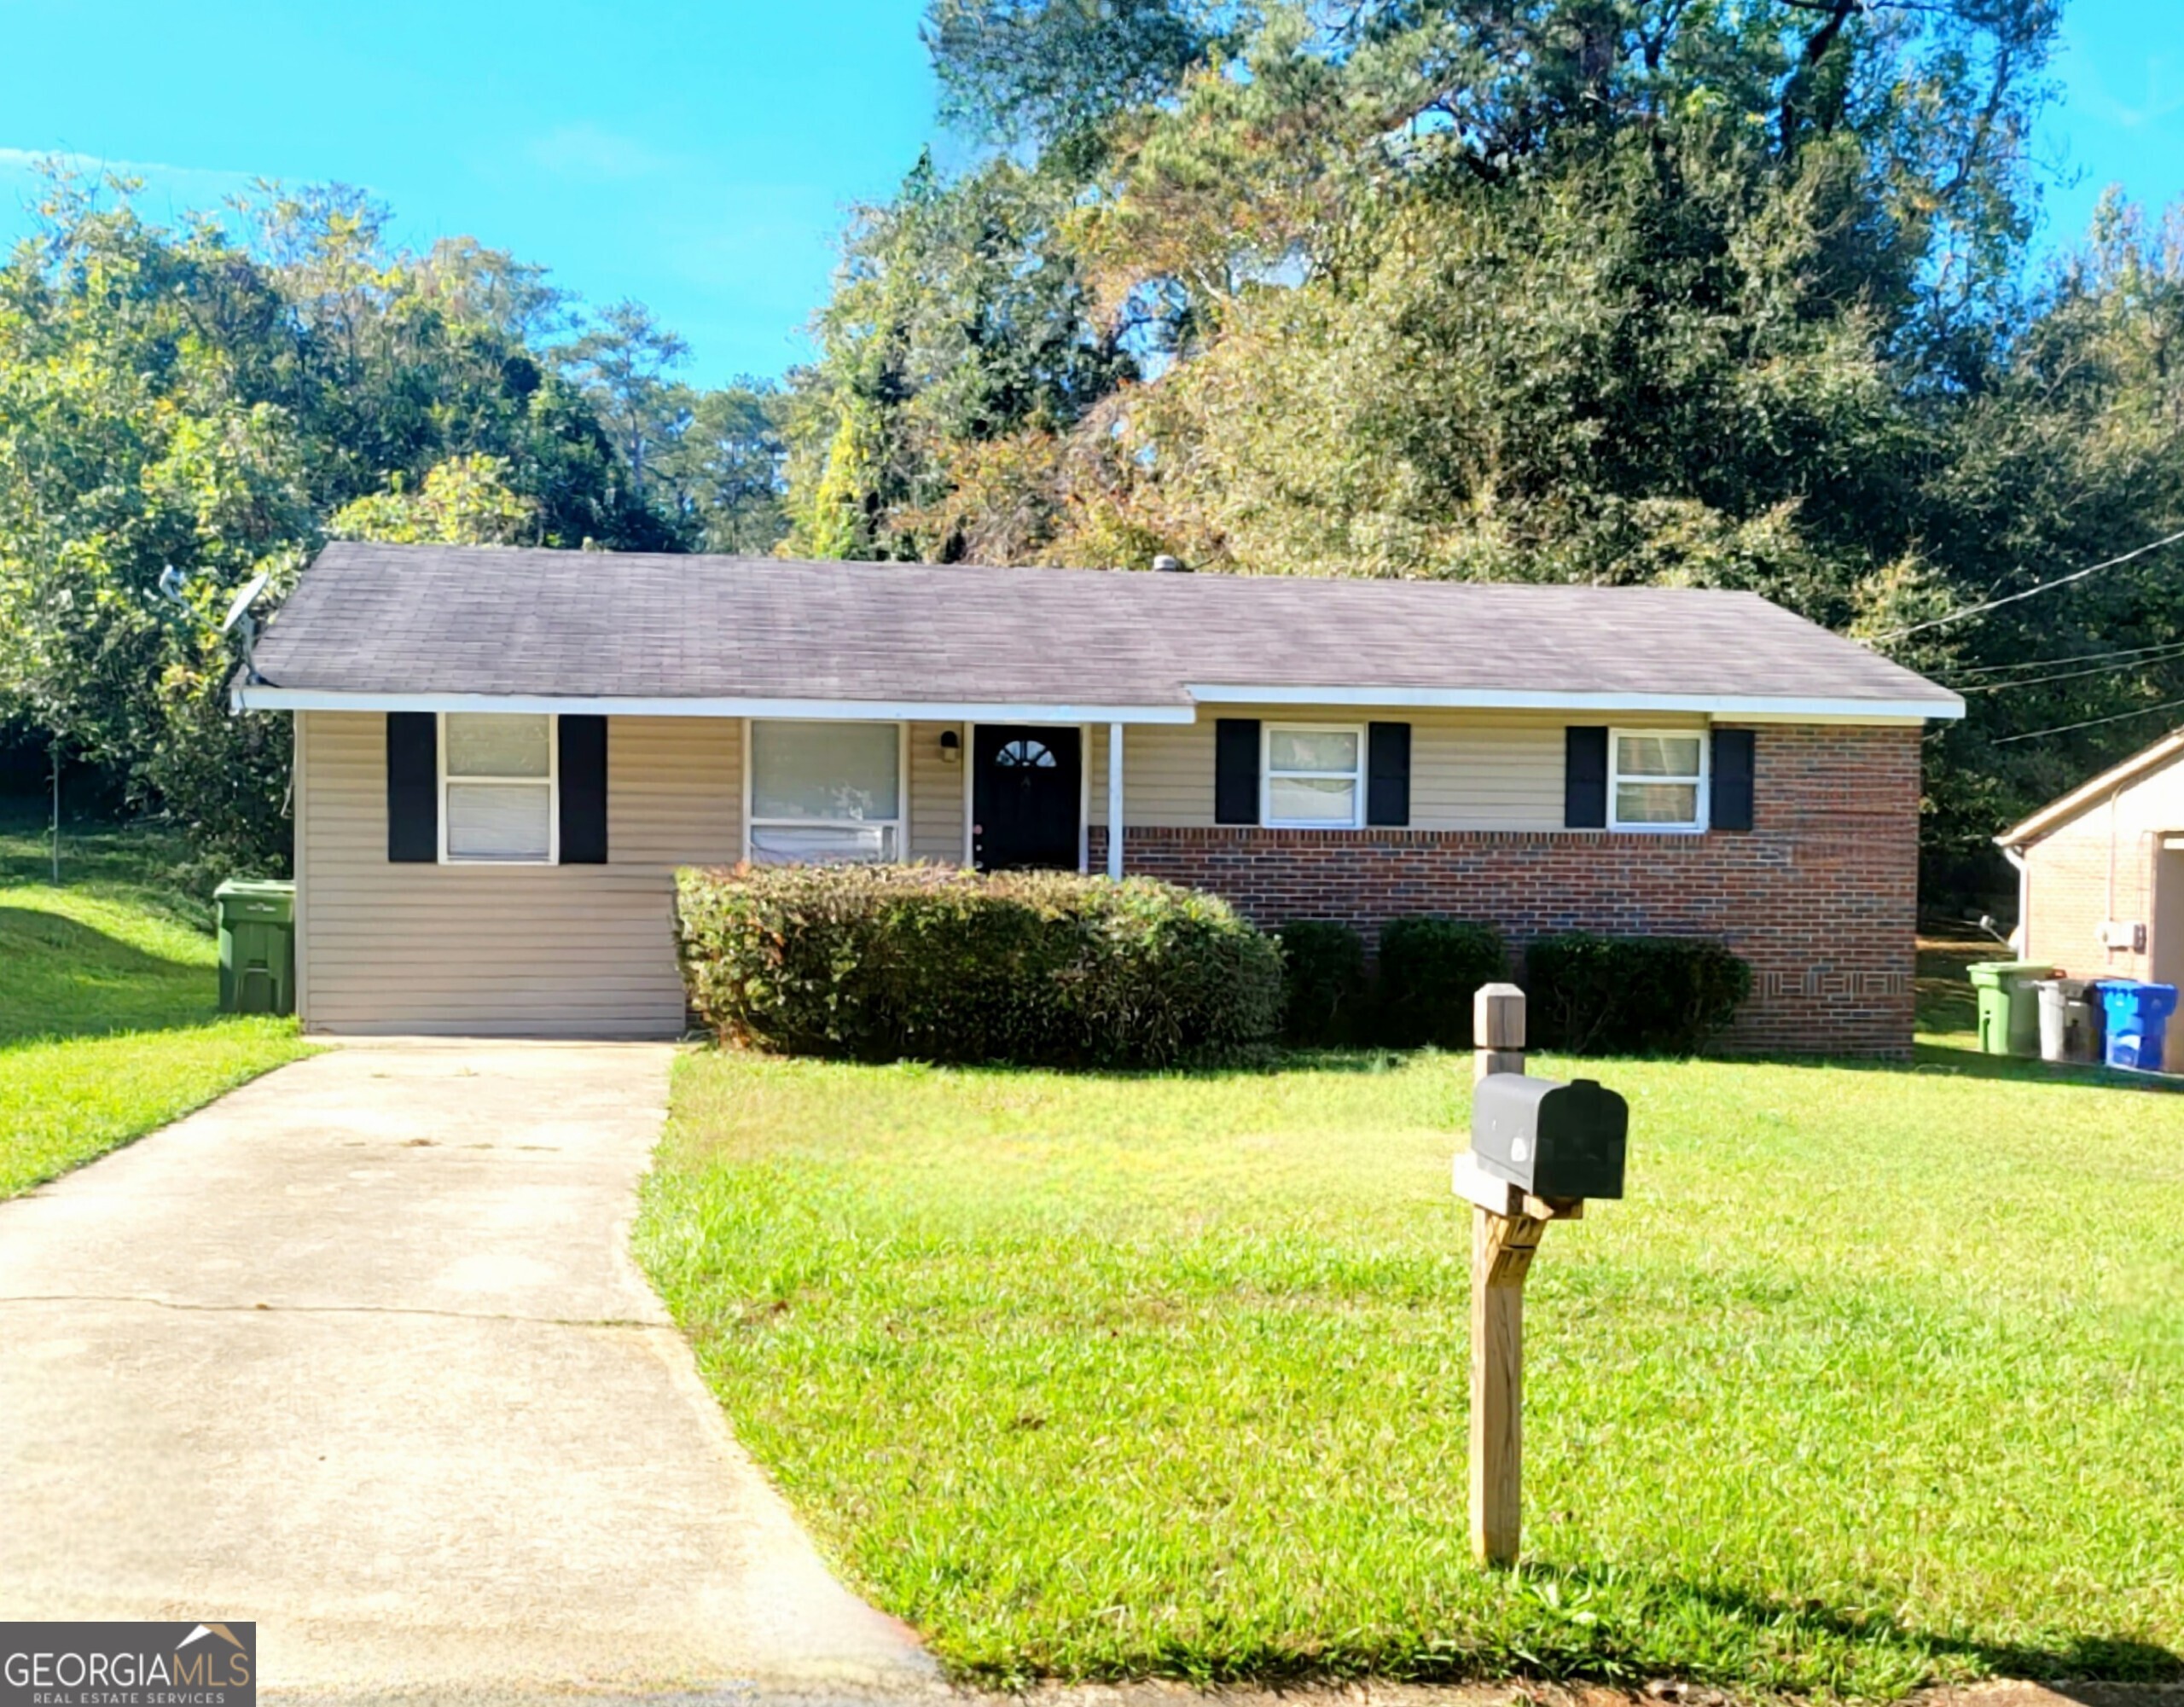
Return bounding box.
[783,153,1136,560]
[784,0,2111,897]
[0,168,683,868]
[558,299,694,503]
[926,0,1238,149]
[652,380,792,554]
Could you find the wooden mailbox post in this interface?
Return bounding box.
[1454,982,1612,1567]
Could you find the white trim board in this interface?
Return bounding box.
[1996,728,2184,850]
[237,682,1959,725]
[235,686,1199,723]
[1183,685,1959,723]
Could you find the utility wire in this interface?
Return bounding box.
[1948,637,2184,678]
[1867,525,2184,642]
[1958,643,2184,694]
[1992,695,2184,746]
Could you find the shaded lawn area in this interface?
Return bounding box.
[0,810,313,1198]
[637,972,2184,1697]
[1915,929,2005,1046]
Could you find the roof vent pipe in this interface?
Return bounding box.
[1152,554,1191,573]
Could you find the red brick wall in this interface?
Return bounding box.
[1091,723,1923,1058]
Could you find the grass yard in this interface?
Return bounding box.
[0,807,313,1198]
[637,967,2184,1698]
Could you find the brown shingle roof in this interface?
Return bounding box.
[247,543,1960,717]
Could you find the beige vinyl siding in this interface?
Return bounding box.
[1087,720,1208,827]
[297,703,1711,1033]
[1087,708,1707,832]
[907,721,967,862]
[611,714,742,864]
[297,711,741,1036]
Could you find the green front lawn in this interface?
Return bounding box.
[0,810,313,1198]
[637,999,2184,1696]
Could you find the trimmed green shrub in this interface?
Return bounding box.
[1376,916,1507,1048]
[1526,932,1753,1055]
[674,863,1282,1068]
[1275,920,1368,1046]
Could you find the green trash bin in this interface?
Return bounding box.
[1968,959,2053,1057]
[215,879,296,1017]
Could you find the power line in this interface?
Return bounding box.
[1948,637,2184,678]
[1992,695,2184,746]
[1866,525,2184,643]
[1957,642,2184,694]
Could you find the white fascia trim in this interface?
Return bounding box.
[234,681,1961,726]
[232,686,1198,724]
[1994,728,2184,850]
[1184,684,1962,723]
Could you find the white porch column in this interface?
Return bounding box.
[1107,721,1125,880]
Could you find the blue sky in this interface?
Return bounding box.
[0,0,2177,389]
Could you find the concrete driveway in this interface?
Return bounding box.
[0,1041,938,1704]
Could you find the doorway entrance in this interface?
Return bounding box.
[972,725,1082,871]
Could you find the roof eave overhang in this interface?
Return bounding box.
[1994,727,2184,851]
[1185,684,1962,723]
[229,685,1200,724]
[234,682,1963,727]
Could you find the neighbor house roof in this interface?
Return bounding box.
[1995,726,2184,850]
[236,543,1963,724]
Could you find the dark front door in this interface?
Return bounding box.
[973,725,1082,871]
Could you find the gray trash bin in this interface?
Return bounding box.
[2036,978,2102,1064]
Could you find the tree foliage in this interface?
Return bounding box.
[780,0,2184,898]
[328,455,543,545]
[925,0,1237,148]
[0,169,787,871]
[653,380,792,554]
[782,154,1136,561]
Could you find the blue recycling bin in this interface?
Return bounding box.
[2099,981,2179,1071]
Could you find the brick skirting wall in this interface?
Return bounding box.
[1091,724,1922,1058]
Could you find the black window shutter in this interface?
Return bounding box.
[1215,718,1260,825]
[1711,727,1755,833]
[1564,726,1608,828]
[1366,721,1411,827]
[560,715,609,862]
[386,712,439,862]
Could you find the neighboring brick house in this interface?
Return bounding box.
[1997,729,2184,1055]
[236,543,1961,1054]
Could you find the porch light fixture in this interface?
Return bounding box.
[939,729,961,764]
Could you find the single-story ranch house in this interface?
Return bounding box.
[235,543,1962,1054]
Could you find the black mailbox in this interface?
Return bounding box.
[1471,1074,1628,1200]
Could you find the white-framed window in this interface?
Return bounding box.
[1263,722,1365,828]
[746,718,903,864]
[441,711,557,863]
[1609,729,1708,832]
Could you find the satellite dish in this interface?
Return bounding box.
[221,571,270,635]
[222,571,272,684]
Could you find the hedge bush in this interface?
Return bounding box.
[1274,920,1368,1046]
[1526,932,1753,1055]
[674,863,1283,1068]
[1376,916,1507,1048]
